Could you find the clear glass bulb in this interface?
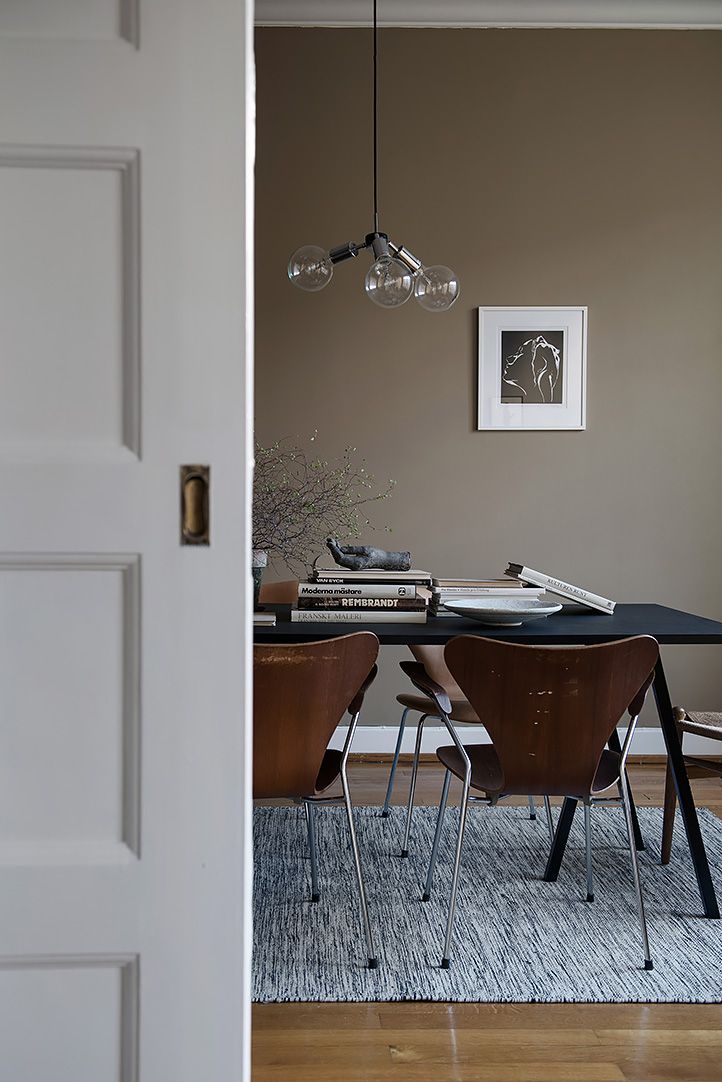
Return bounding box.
[364,257,413,308]
[287,245,333,292]
[414,265,460,312]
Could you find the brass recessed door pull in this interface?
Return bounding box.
[180,465,210,545]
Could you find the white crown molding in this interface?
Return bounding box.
[255,1,722,29]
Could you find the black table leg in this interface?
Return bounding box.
[608,728,644,851]
[543,797,577,881]
[653,657,719,918]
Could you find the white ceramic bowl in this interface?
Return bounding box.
[442,597,563,626]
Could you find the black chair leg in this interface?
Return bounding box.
[654,659,719,918]
[543,797,577,881]
[661,751,678,865]
[304,800,320,902]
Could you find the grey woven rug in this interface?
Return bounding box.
[253,804,722,1003]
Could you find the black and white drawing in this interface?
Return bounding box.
[500,330,564,404]
[477,307,587,431]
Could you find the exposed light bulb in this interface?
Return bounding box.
[364,256,413,308]
[287,245,333,292]
[414,265,460,312]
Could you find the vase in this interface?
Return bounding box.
[252,549,268,610]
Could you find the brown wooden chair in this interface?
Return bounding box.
[404,634,659,970]
[662,708,722,864]
[254,631,379,968]
[258,578,298,604]
[382,645,554,854]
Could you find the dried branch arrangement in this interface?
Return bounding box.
[252,435,395,572]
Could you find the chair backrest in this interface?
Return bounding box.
[253,631,379,798]
[409,644,465,701]
[258,579,298,604]
[444,635,659,798]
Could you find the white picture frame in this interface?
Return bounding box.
[477,306,587,431]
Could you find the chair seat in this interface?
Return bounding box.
[435,744,622,799]
[679,710,722,739]
[396,692,479,724]
[436,743,503,792]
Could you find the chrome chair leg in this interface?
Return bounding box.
[527,794,537,820]
[401,713,429,857]
[304,800,320,902]
[619,769,653,970]
[441,773,471,968]
[340,764,378,969]
[381,707,409,817]
[543,796,554,844]
[584,802,594,902]
[423,769,451,902]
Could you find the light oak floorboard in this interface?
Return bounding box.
[253,760,722,1082]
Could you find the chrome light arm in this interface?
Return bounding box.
[388,240,423,274]
[389,241,424,274]
[329,240,363,264]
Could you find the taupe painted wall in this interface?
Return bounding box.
[255,27,722,728]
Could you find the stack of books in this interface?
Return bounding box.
[253,611,277,626]
[430,577,545,617]
[505,563,616,614]
[290,567,433,623]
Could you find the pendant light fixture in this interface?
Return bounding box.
[287,0,460,312]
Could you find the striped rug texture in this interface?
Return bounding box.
[253,804,722,1003]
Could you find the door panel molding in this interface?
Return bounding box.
[0,953,139,1082]
[0,554,141,863]
[0,0,139,47]
[0,145,140,459]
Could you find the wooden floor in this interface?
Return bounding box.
[253,759,722,1082]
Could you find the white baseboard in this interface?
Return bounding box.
[331,725,721,758]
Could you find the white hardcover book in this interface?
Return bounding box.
[298,582,419,599]
[313,567,432,582]
[434,586,545,598]
[505,564,615,613]
[290,608,427,624]
[432,578,524,587]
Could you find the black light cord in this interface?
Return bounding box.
[373,0,378,233]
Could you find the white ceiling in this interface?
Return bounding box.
[255,1,722,29]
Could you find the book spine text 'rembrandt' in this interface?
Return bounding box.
[298,597,426,610]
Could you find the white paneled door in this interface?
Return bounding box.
[0,3,253,1080]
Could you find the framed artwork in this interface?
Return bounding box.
[477,306,587,430]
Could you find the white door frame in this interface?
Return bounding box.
[0,1,255,1077]
[242,1,256,1075]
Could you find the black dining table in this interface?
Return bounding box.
[255,602,722,918]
